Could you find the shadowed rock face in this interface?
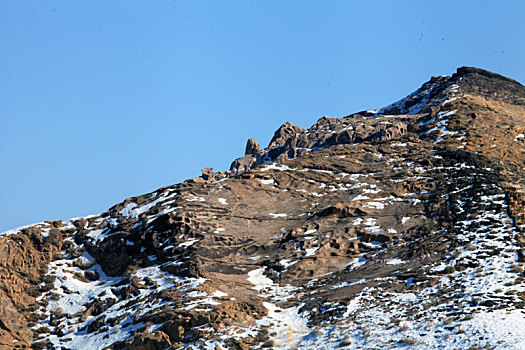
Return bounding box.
[1,67,525,349]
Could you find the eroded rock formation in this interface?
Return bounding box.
[1,67,525,349]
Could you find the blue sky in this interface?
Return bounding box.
[1,1,524,232]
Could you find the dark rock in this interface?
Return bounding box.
[84,270,100,281]
[128,330,172,350]
[87,316,105,333]
[245,138,260,155]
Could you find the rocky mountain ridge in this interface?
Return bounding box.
[1,66,525,349]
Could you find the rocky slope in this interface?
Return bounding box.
[1,67,525,349]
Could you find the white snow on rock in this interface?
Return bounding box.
[186,195,206,202]
[364,201,385,210]
[34,231,211,350]
[260,178,275,185]
[247,268,310,349]
[247,268,275,292]
[119,192,177,219]
[351,194,370,201]
[386,258,409,265]
[0,221,61,238]
[304,247,319,257]
[260,163,293,172]
[294,186,525,349]
[177,238,199,248]
[212,290,228,298]
[119,202,138,217]
[86,228,108,242]
[256,302,310,348]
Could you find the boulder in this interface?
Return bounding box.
[245,138,260,155]
[201,167,215,181]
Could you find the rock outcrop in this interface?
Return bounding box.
[245,138,260,155]
[230,116,411,175]
[1,66,525,349]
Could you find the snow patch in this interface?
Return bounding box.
[260,178,275,185]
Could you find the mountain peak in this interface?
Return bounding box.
[452,66,525,105]
[229,67,525,176]
[454,66,523,85]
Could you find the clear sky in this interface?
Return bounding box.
[1,1,524,232]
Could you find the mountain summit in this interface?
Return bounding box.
[1,67,525,349]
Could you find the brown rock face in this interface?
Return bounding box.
[0,221,75,349]
[128,331,172,350]
[1,66,525,349]
[245,138,260,155]
[230,116,411,175]
[201,167,215,182]
[453,66,525,105]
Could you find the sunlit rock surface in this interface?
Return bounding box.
[1,67,525,349]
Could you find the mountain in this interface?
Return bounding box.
[1,67,525,349]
